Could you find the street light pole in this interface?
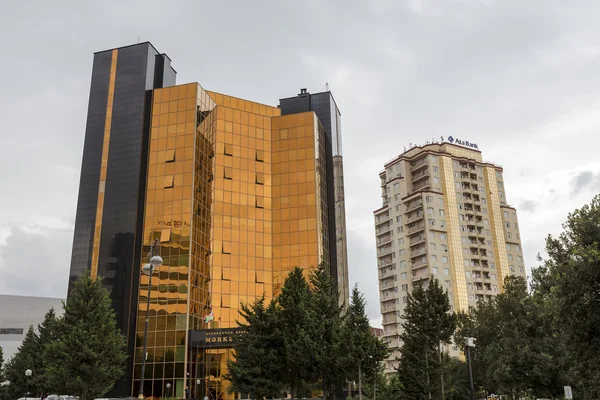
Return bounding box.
[25,369,32,398]
[138,239,163,400]
[465,337,476,400]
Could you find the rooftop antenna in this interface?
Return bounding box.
[321,82,329,92]
[137,36,140,44]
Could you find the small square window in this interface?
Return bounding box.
[222,267,231,281]
[256,173,264,185]
[256,150,264,162]
[222,241,231,254]
[163,175,174,188]
[256,197,264,208]
[224,143,234,156]
[165,149,175,162]
[224,167,233,180]
[221,295,230,308]
[255,270,265,283]
[160,229,171,243]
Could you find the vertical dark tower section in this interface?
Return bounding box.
[68,42,176,396]
[279,89,349,306]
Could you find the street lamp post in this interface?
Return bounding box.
[465,337,476,400]
[138,239,163,400]
[25,369,32,398]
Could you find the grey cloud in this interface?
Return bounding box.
[570,170,597,196]
[0,226,71,298]
[520,200,538,213]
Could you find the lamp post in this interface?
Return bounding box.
[166,383,172,400]
[465,337,476,400]
[138,239,163,400]
[25,369,32,398]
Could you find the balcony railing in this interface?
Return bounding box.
[413,179,431,191]
[408,223,426,234]
[410,234,426,245]
[411,158,428,171]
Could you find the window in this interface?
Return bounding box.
[224,167,233,180]
[395,205,401,211]
[459,214,465,221]
[0,328,24,335]
[499,192,504,198]
[444,268,449,276]
[396,216,402,223]
[486,229,491,236]
[430,243,437,250]
[222,268,231,281]
[508,254,513,261]
[394,194,401,201]
[429,232,435,240]
[458,203,463,209]
[400,261,406,268]
[432,267,438,274]
[224,143,234,156]
[431,255,438,262]
[429,219,435,226]
[403,297,408,304]
[255,270,265,283]
[490,262,496,269]
[434,177,440,184]
[393,182,400,191]
[399,249,405,256]
[440,233,447,240]
[160,229,171,243]
[256,197,264,208]
[441,244,448,252]
[484,219,489,225]
[466,271,472,278]
[516,245,521,252]
[256,150,264,161]
[506,243,512,250]
[469,295,474,301]
[505,222,510,228]
[439,209,445,217]
[517,256,522,262]
[163,175,174,188]
[442,256,448,264]
[221,294,230,308]
[402,284,408,291]
[401,272,407,279]
[461,237,468,244]
[510,265,515,272]
[440,221,446,228]
[427,207,434,215]
[426,196,433,203]
[445,280,451,287]
[491,273,497,280]
[482,208,488,214]
[439,198,444,206]
[461,226,466,232]
[508,232,512,239]
[468,283,473,290]
[256,173,264,185]
[222,241,232,254]
[433,166,438,172]
[399,238,405,245]
[165,149,176,162]
[503,211,509,219]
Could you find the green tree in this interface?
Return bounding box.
[46,273,126,400]
[456,276,564,398]
[4,326,41,399]
[309,264,345,399]
[36,308,60,394]
[340,285,389,398]
[276,267,316,398]
[444,357,470,400]
[534,194,600,397]
[226,296,284,398]
[397,278,455,400]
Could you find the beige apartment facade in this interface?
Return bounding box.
[373,142,526,373]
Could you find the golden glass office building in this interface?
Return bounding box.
[68,42,349,399]
[373,142,526,373]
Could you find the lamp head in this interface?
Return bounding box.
[149,255,163,268]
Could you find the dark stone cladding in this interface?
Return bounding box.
[278,91,339,289]
[68,42,176,396]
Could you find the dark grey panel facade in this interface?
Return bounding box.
[68,42,175,397]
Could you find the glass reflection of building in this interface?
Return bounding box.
[68,42,349,400]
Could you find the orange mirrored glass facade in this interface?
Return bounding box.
[69,42,349,400]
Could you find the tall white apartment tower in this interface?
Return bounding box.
[373,141,526,373]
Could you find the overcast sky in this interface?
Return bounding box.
[1,0,600,326]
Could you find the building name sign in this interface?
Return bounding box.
[445,135,479,149]
[189,327,247,349]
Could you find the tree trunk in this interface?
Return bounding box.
[425,351,431,400]
[438,342,445,400]
[358,363,362,400]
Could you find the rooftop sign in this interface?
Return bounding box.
[445,135,479,149]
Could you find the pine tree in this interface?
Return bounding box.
[308,264,345,399]
[226,296,284,398]
[45,273,126,400]
[37,308,60,394]
[340,285,389,398]
[277,267,316,399]
[397,278,455,400]
[4,326,41,399]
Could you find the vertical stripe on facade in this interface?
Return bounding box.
[90,49,118,278]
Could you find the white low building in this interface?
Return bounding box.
[0,295,64,361]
